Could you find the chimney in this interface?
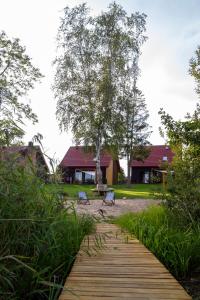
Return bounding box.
[28,141,34,147]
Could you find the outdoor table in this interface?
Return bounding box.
[91,187,114,196]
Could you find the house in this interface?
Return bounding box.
[131,145,174,184]
[59,146,120,185]
[0,142,49,179]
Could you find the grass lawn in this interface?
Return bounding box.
[45,183,163,199]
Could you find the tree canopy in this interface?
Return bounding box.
[189,46,200,97]
[0,31,43,146]
[54,2,148,183]
[118,54,151,184]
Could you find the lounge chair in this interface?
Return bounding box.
[102,191,115,206]
[77,191,90,205]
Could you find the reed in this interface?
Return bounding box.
[0,160,94,299]
[116,205,200,279]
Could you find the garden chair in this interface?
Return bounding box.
[77,191,90,205]
[102,191,115,206]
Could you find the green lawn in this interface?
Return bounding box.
[45,183,163,199]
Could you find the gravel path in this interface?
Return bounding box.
[66,199,160,218]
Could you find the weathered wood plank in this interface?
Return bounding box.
[59,223,191,300]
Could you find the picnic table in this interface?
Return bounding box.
[91,184,114,196]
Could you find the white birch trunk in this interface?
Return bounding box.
[127,155,131,185]
[95,142,102,185]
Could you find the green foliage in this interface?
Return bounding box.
[0,159,94,299]
[163,148,200,224]
[0,31,43,146]
[159,102,200,225]
[116,206,200,279]
[159,46,200,225]
[54,3,148,183]
[159,105,200,150]
[189,46,200,96]
[119,59,151,183]
[0,119,24,146]
[118,167,126,183]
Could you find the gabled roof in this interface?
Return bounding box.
[0,144,49,171]
[131,145,174,167]
[60,146,116,168]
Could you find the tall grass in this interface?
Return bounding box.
[116,205,200,279]
[0,159,94,299]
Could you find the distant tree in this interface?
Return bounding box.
[54,2,147,184]
[189,46,200,97]
[119,56,151,185]
[118,167,126,184]
[0,31,43,146]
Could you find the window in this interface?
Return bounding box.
[85,171,95,183]
[75,171,82,182]
[162,156,168,161]
[75,170,95,183]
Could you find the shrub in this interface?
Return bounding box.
[164,149,200,225]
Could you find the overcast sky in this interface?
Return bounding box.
[0,0,199,171]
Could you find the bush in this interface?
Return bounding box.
[116,206,200,279]
[164,149,200,225]
[0,159,94,299]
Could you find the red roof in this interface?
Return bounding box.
[131,145,174,167]
[60,146,114,168]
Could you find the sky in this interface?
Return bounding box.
[0,0,199,172]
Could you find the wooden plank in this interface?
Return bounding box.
[59,223,191,300]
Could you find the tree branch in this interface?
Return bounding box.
[0,61,10,77]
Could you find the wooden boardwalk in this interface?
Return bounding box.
[59,223,191,300]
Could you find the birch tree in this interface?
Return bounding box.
[54,2,147,184]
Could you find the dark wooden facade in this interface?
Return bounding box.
[131,167,162,184]
[131,145,174,184]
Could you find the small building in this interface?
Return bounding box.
[131,145,174,184]
[59,146,120,185]
[0,142,49,179]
